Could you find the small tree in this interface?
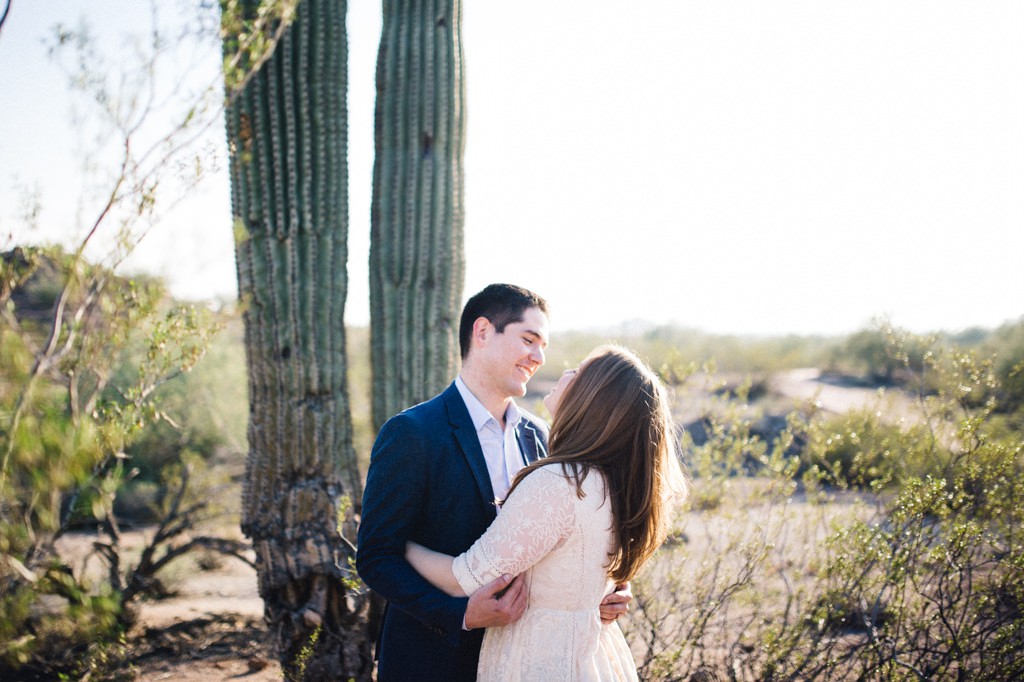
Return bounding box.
[1,8,247,675]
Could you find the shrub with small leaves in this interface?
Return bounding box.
[622,325,1024,681]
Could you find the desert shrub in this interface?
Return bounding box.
[800,410,946,491]
[799,334,1022,679]
[0,7,268,675]
[0,247,249,677]
[830,324,933,388]
[0,252,254,678]
[791,336,1024,680]
[678,371,778,511]
[985,318,1024,416]
[623,327,1024,681]
[837,327,897,383]
[110,313,249,521]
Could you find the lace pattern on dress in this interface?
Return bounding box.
[453,463,639,680]
[453,465,575,593]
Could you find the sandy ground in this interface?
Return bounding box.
[52,529,281,681]
[772,367,920,423]
[128,553,282,681]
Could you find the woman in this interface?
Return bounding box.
[406,345,688,681]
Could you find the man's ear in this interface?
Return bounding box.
[471,316,492,348]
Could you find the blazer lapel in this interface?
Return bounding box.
[443,384,498,513]
[516,419,548,464]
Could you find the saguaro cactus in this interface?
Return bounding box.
[369,0,466,430]
[223,1,370,678]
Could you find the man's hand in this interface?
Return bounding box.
[599,582,633,625]
[464,574,527,629]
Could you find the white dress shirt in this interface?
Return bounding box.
[455,376,527,502]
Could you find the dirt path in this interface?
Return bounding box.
[772,367,920,424]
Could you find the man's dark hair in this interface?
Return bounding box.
[459,284,549,360]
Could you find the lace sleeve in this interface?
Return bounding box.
[452,465,575,594]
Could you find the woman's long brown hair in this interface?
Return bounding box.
[506,345,686,583]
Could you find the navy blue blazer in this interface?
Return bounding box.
[356,382,549,682]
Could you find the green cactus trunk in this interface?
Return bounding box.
[223,1,371,678]
[369,0,466,430]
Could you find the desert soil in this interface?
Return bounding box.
[127,552,281,681]
[772,367,919,422]
[54,528,282,681]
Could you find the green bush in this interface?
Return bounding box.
[985,318,1024,415]
[624,326,1024,680]
[0,247,236,676]
[800,410,945,490]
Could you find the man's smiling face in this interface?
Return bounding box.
[477,305,549,399]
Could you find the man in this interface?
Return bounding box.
[357,283,628,681]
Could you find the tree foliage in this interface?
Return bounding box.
[0,247,242,678]
[1,7,249,676]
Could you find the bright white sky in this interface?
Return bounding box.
[2,1,1022,336]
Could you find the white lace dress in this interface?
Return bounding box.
[452,463,639,681]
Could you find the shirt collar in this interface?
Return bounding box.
[455,375,522,433]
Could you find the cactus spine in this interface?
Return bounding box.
[223,1,370,678]
[369,0,466,430]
